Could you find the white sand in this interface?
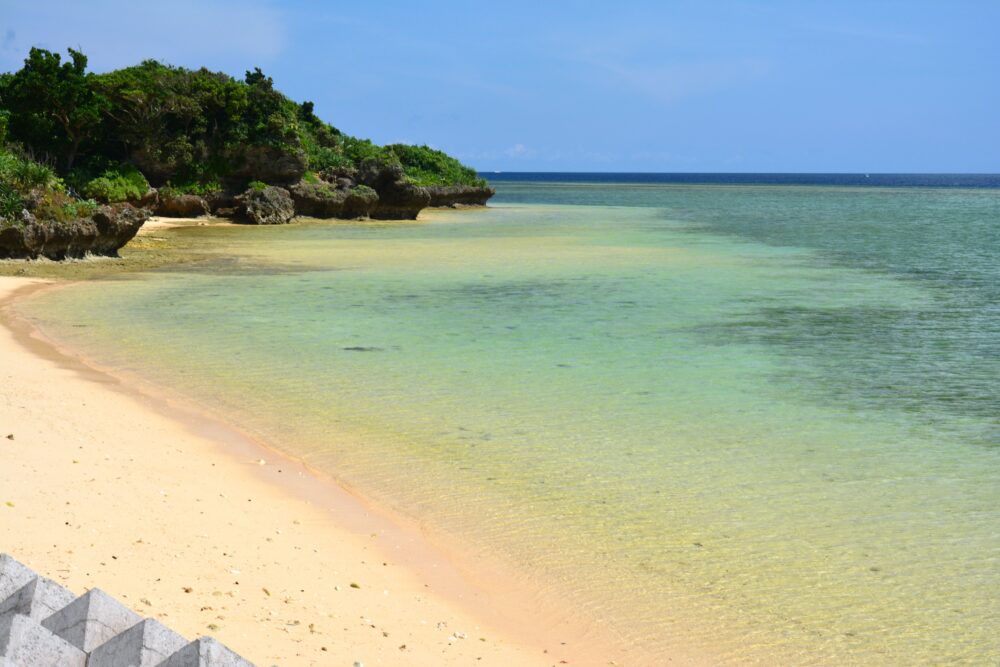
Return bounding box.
[0,276,611,666]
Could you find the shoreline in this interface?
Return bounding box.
[0,273,635,666]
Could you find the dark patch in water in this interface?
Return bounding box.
[698,302,1000,443]
[342,346,383,352]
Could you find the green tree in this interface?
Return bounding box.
[2,48,107,169]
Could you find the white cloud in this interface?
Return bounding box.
[504,143,533,158]
[581,56,771,107]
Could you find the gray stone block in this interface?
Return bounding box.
[157,637,254,667]
[0,613,86,666]
[41,588,142,653]
[0,555,35,604]
[88,618,188,667]
[0,577,75,622]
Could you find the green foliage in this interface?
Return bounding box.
[387,144,484,187]
[302,171,321,184]
[62,197,99,218]
[92,60,248,184]
[0,181,22,220]
[308,145,353,172]
[342,136,395,166]
[349,184,376,197]
[31,189,97,223]
[0,146,96,225]
[300,128,352,172]
[2,48,107,169]
[1,47,481,195]
[296,100,344,172]
[166,160,224,196]
[239,67,300,149]
[248,180,267,191]
[164,181,223,198]
[81,163,149,202]
[0,148,59,192]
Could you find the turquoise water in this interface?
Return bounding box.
[21,182,1000,664]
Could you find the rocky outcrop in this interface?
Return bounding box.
[0,204,149,260]
[225,145,307,186]
[236,186,295,225]
[204,191,237,216]
[288,182,378,219]
[133,189,160,209]
[155,194,209,218]
[356,160,430,220]
[425,184,495,207]
[193,162,490,223]
[370,180,430,220]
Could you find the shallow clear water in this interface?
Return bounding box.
[21,181,1000,664]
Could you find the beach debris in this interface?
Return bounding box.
[4,502,13,508]
[256,459,266,466]
[182,587,192,594]
[262,587,270,596]
[349,583,360,589]
[5,434,13,440]
[353,661,364,667]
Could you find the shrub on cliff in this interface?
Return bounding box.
[0,148,59,192]
[0,146,100,226]
[387,144,485,187]
[31,188,98,223]
[0,147,54,220]
[1,47,484,196]
[0,182,21,220]
[80,164,149,203]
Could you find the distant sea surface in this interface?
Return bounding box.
[487,171,1000,188]
[20,174,1000,664]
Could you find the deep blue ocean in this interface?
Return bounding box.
[484,172,1000,188]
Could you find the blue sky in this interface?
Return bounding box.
[2,1,997,172]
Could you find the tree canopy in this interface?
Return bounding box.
[0,47,485,194]
[0,48,107,169]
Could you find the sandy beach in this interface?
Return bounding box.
[0,274,601,666]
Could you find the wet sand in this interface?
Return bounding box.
[0,274,603,666]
